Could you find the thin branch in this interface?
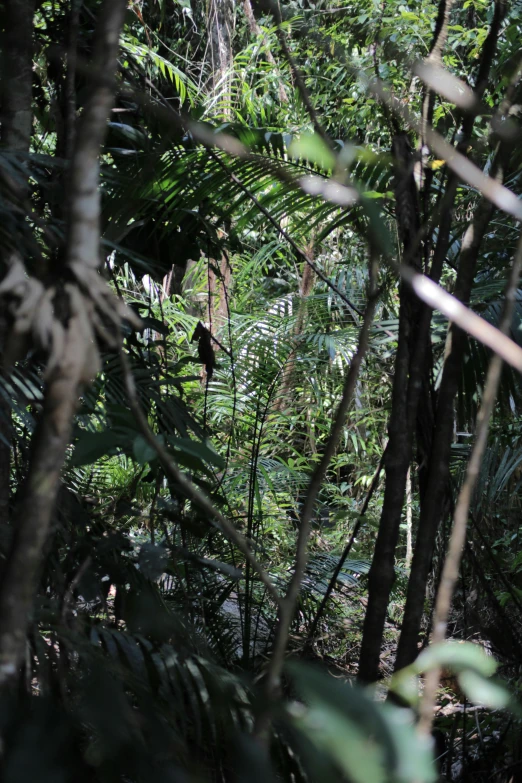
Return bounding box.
[420,0,455,140]
[255,256,381,738]
[118,349,282,609]
[419,231,522,736]
[400,266,522,372]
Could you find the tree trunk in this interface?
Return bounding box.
[0,0,36,526]
[358,134,425,683]
[0,0,128,687]
[207,0,234,109]
[276,252,315,412]
[394,195,499,671]
[394,0,506,671]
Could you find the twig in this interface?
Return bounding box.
[118,348,282,609]
[254,255,381,738]
[418,231,522,736]
[420,0,455,141]
[400,266,522,372]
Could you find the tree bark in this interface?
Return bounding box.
[207,0,234,108]
[358,135,424,683]
[0,0,128,687]
[393,193,500,672]
[394,0,507,672]
[0,0,36,526]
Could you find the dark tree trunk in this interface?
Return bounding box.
[358,135,425,683]
[394,0,506,671]
[0,0,36,527]
[0,0,128,687]
[394,196,499,671]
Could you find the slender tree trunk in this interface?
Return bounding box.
[0,0,128,687]
[393,194,500,671]
[207,0,234,112]
[394,0,507,672]
[358,135,424,683]
[0,0,36,526]
[405,467,413,570]
[276,253,315,411]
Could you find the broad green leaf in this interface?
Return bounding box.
[70,430,125,466]
[286,662,396,779]
[289,133,336,170]
[133,434,160,465]
[457,671,512,709]
[414,642,497,678]
[294,702,387,783]
[167,436,226,469]
[380,705,437,783]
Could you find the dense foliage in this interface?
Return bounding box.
[1,0,522,780]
